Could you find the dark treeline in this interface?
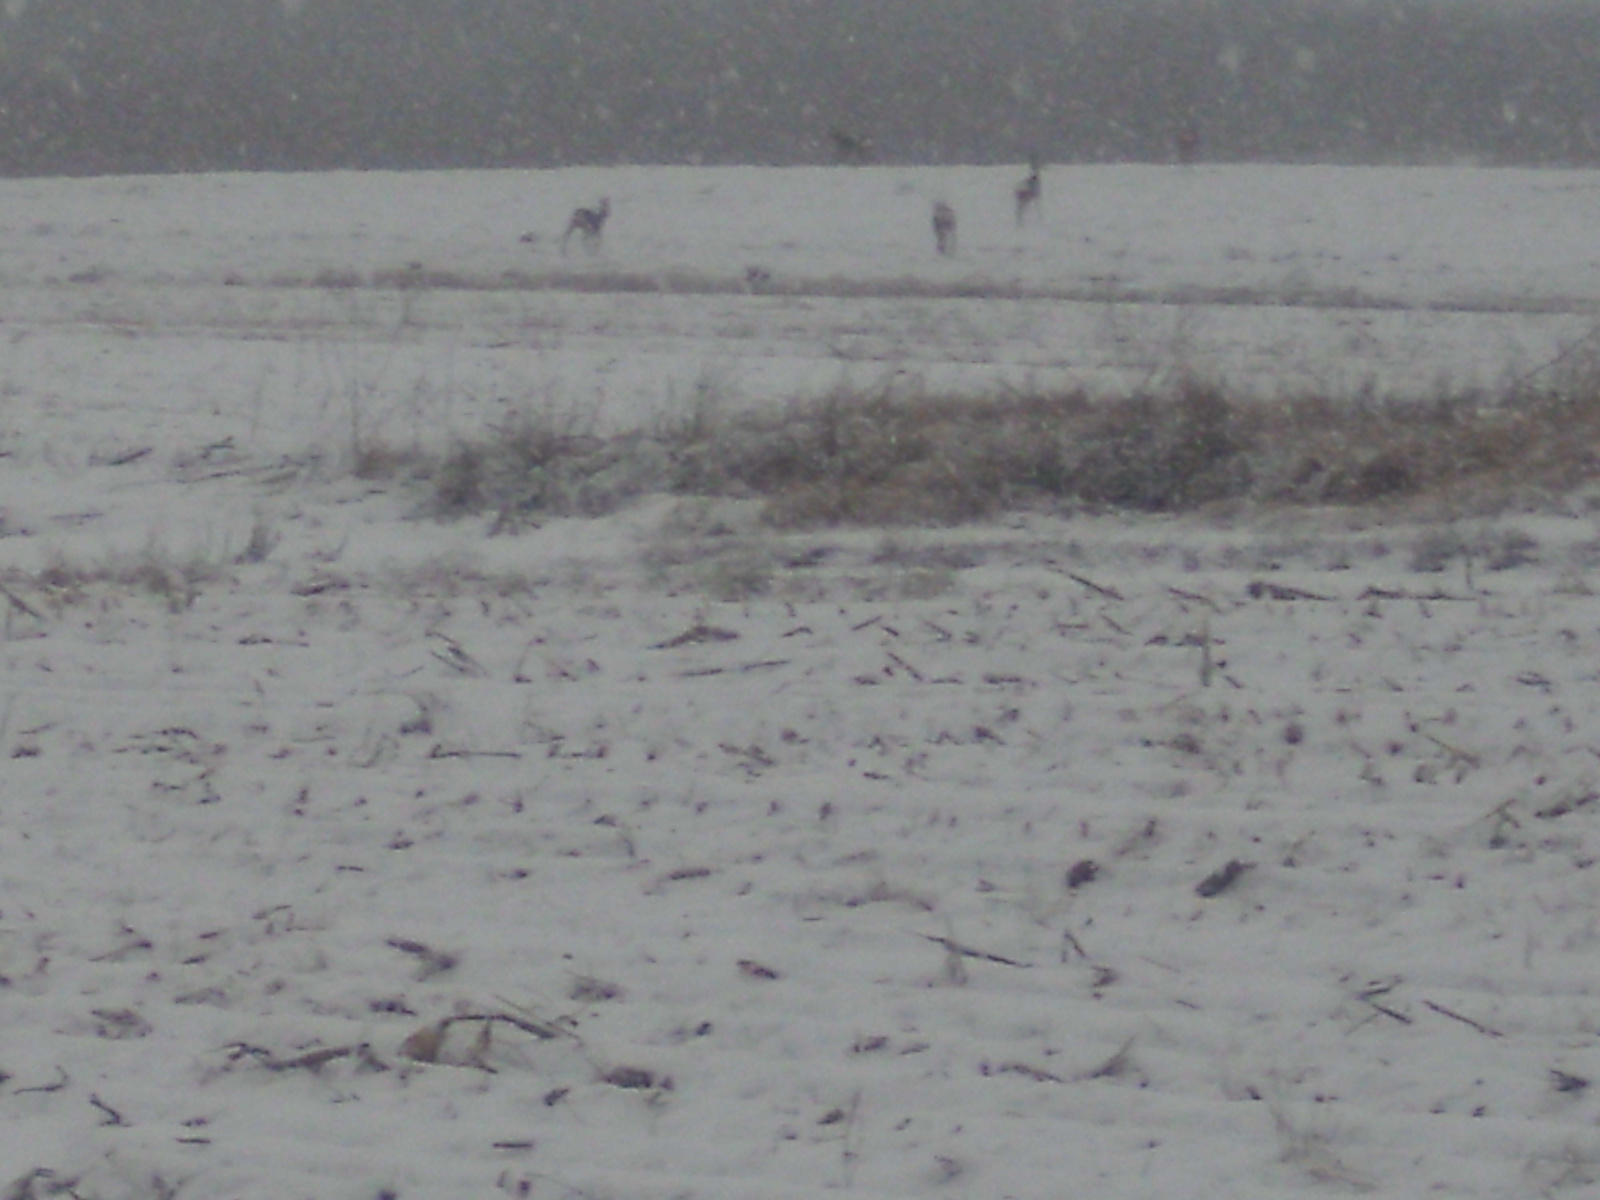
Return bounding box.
[0,0,1597,176]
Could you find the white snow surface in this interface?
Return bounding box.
[3,165,1600,1198]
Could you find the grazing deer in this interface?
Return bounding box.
[561,197,610,255]
[1014,160,1043,225]
[931,201,957,255]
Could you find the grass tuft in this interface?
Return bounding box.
[19,545,224,612]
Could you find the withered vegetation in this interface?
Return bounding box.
[360,370,1600,531]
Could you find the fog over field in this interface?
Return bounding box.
[2,0,1600,176]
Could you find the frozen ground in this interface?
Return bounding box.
[4,165,1600,1199]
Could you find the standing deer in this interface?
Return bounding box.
[561,197,611,255]
[931,201,957,255]
[1014,160,1043,225]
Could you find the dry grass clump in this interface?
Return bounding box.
[1248,386,1600,509]
[669,382,1246,526]
[370,374,1600,530]
[398,412,672,533]
[13,547,223,613]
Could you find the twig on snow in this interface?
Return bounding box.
[1357,586,1472,602]
[429,631,489,677]
[226,1042,377,1073]
[0,583,42,621]
[920,933,1032,968]
[1168,585,1221,611]
[677,658,790,678]
[1065,571,1125,601]
[651,623,740,649]
[885,650,926,681]
[13,1067,69,1094]
[1417,730,1482,770]
[1077,1034,1138,1081]
[992,1061,1065,1083]
[849,614,893,634]
[450,1011,566,1040]
[1422,999,1504,1038]
[1355,979,1413,1025]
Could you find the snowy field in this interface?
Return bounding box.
[5,164,1600,1198]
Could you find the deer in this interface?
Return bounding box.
[1014,159,1043,224]
[561,197,610,255]
[931,201,957,256]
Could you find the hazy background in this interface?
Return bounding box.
[1,0,1597,176]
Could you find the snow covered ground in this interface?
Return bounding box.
[4,164,1600,1199]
